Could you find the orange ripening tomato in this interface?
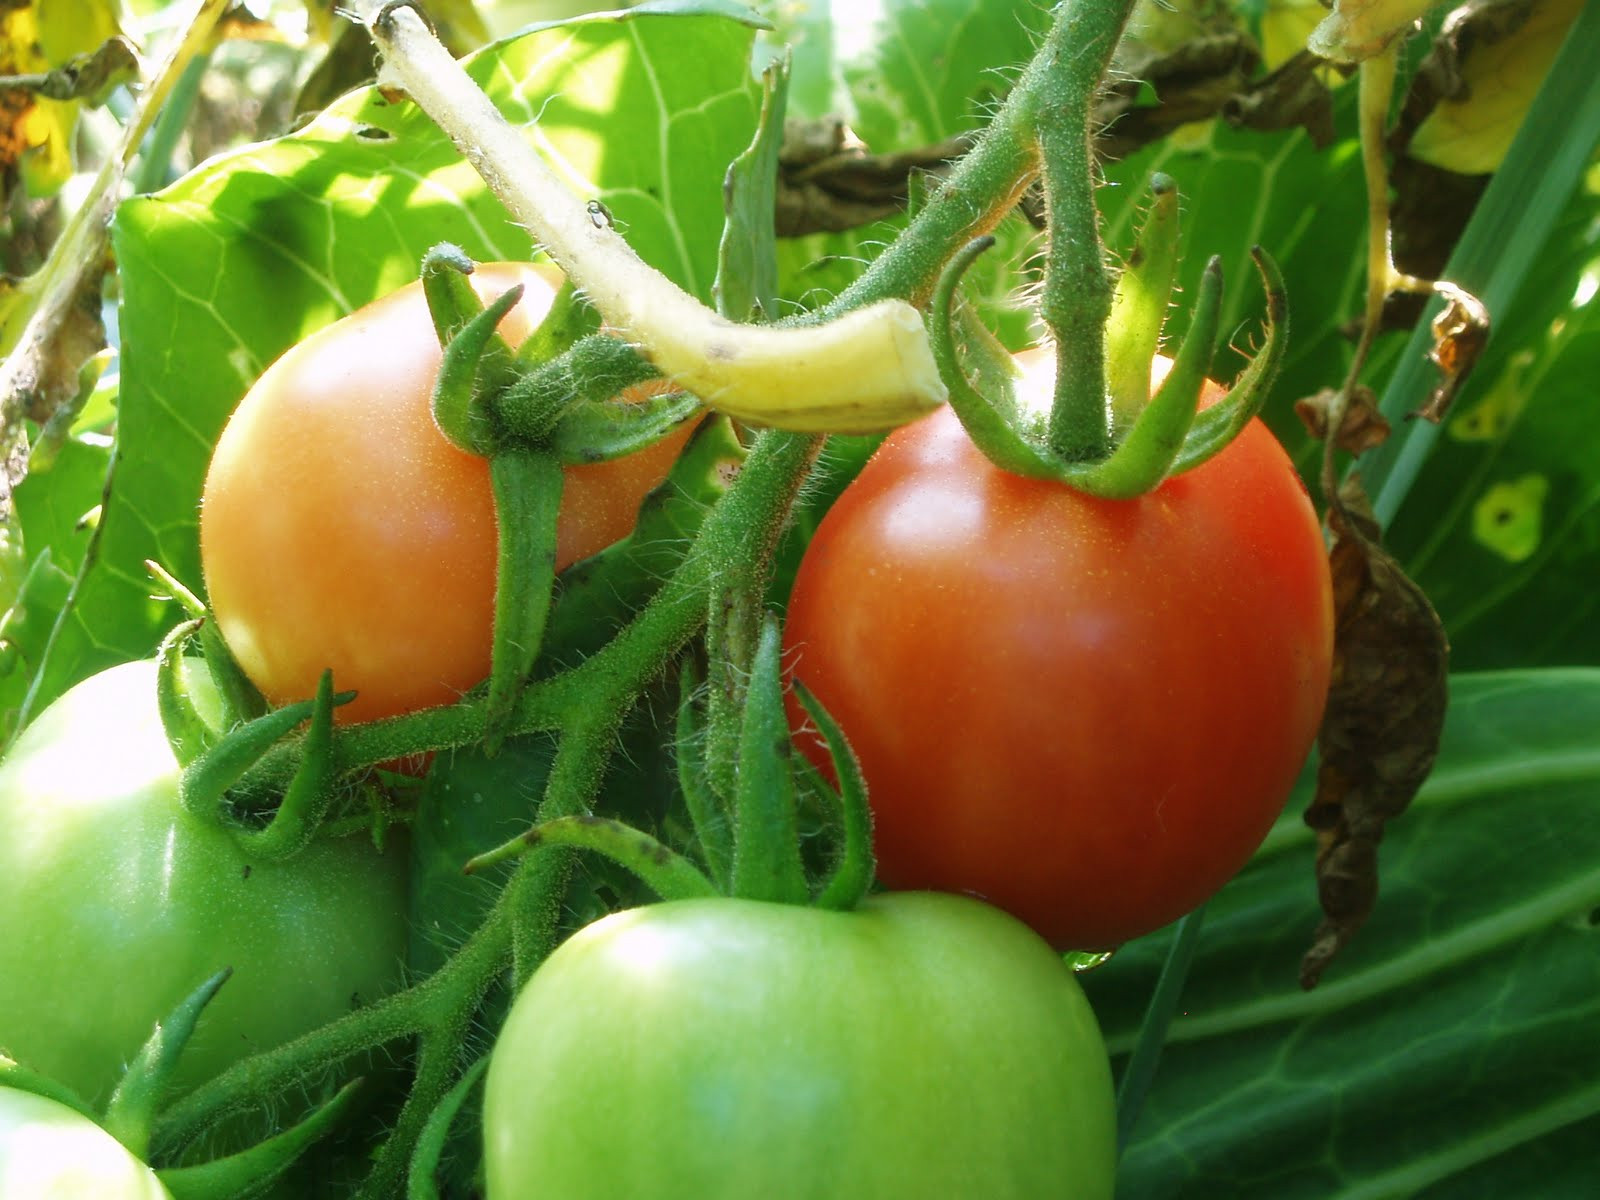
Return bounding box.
[784,348,1334,950]
[201,262,689,725]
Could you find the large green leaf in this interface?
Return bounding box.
[13,8,763,724]
[1085,669,1600,1198]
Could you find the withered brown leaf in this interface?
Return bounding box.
[1296,385,1391,455]
[1413,284,1491,423]
[1300,476,1449,989]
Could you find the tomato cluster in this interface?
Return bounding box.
[1,264,1331,1198]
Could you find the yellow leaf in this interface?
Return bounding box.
[1,0,124,197]
[1262,0,1329,70]
[1410,0,1584,174]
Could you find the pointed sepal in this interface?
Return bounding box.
[235,670,344,861]
[930,236,1059,479]
[676,654,733,890]
[550,389,702,466]
[463,815,719,901]
[482,449,564,755]
[180,672,353,853]
[431,284,523,454]
[102,970,232,1157]
[1106,174,1181,428]
[728,616,809,905]
[1062,255,1223,499]
[793,680,875,912]
[1172,247,1289,474]
[156,619,217,768]
[155,1079,364,1200]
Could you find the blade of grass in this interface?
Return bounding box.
[1115,906,1207,1151]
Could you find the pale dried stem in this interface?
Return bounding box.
[361,2,945,433]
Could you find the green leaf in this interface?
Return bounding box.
[0,433,109,743]
[768,0,1053,348]
[1386,218,1600,669]
[778,0,1053,151]
[715,54,788,321]
[21,9,763,723]
[1086,670,1600,1198]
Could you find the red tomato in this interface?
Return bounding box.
[201,263,688,725]
[784,349,1334,950]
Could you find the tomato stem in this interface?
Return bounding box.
[466,815,719,902]
[1061,257,1223,500]
[1030,0,1139,463]
[363,2,943,433]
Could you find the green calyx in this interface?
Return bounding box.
[422,244,700,465]
[178,668,354,861]
[419,245,704,753]
[931,177,1287,501]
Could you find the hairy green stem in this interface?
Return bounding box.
[1032,0,1139,461]
[150,892,514,1158]
[823,80,1037,315]
[357,1019,473,1200]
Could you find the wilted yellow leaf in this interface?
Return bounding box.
[1262,0,1330,70]
[1,0,123,197]
[1410,0,1584,174]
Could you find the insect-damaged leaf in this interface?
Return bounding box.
[1301,476,1449,989]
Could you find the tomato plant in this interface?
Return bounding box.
[199,262,689,725]
[483,891,1116,1200]
[0,1086,171,1200]
[0,660,411,1107]
[784,350,1335,950]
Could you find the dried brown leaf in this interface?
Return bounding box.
[1223,50,1339,149]
[1296,384,1391,454]
[1301,476,1449,989]
[1413,284,1491,422]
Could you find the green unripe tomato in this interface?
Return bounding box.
[484,891,1116,1199]
[0,660,410,1106]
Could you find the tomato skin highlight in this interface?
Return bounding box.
[0,1087,172,1199]
[482,891,1116,1200]
[200,263,688,725]
[0,660,410,1107]
[784,353,1334,950]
